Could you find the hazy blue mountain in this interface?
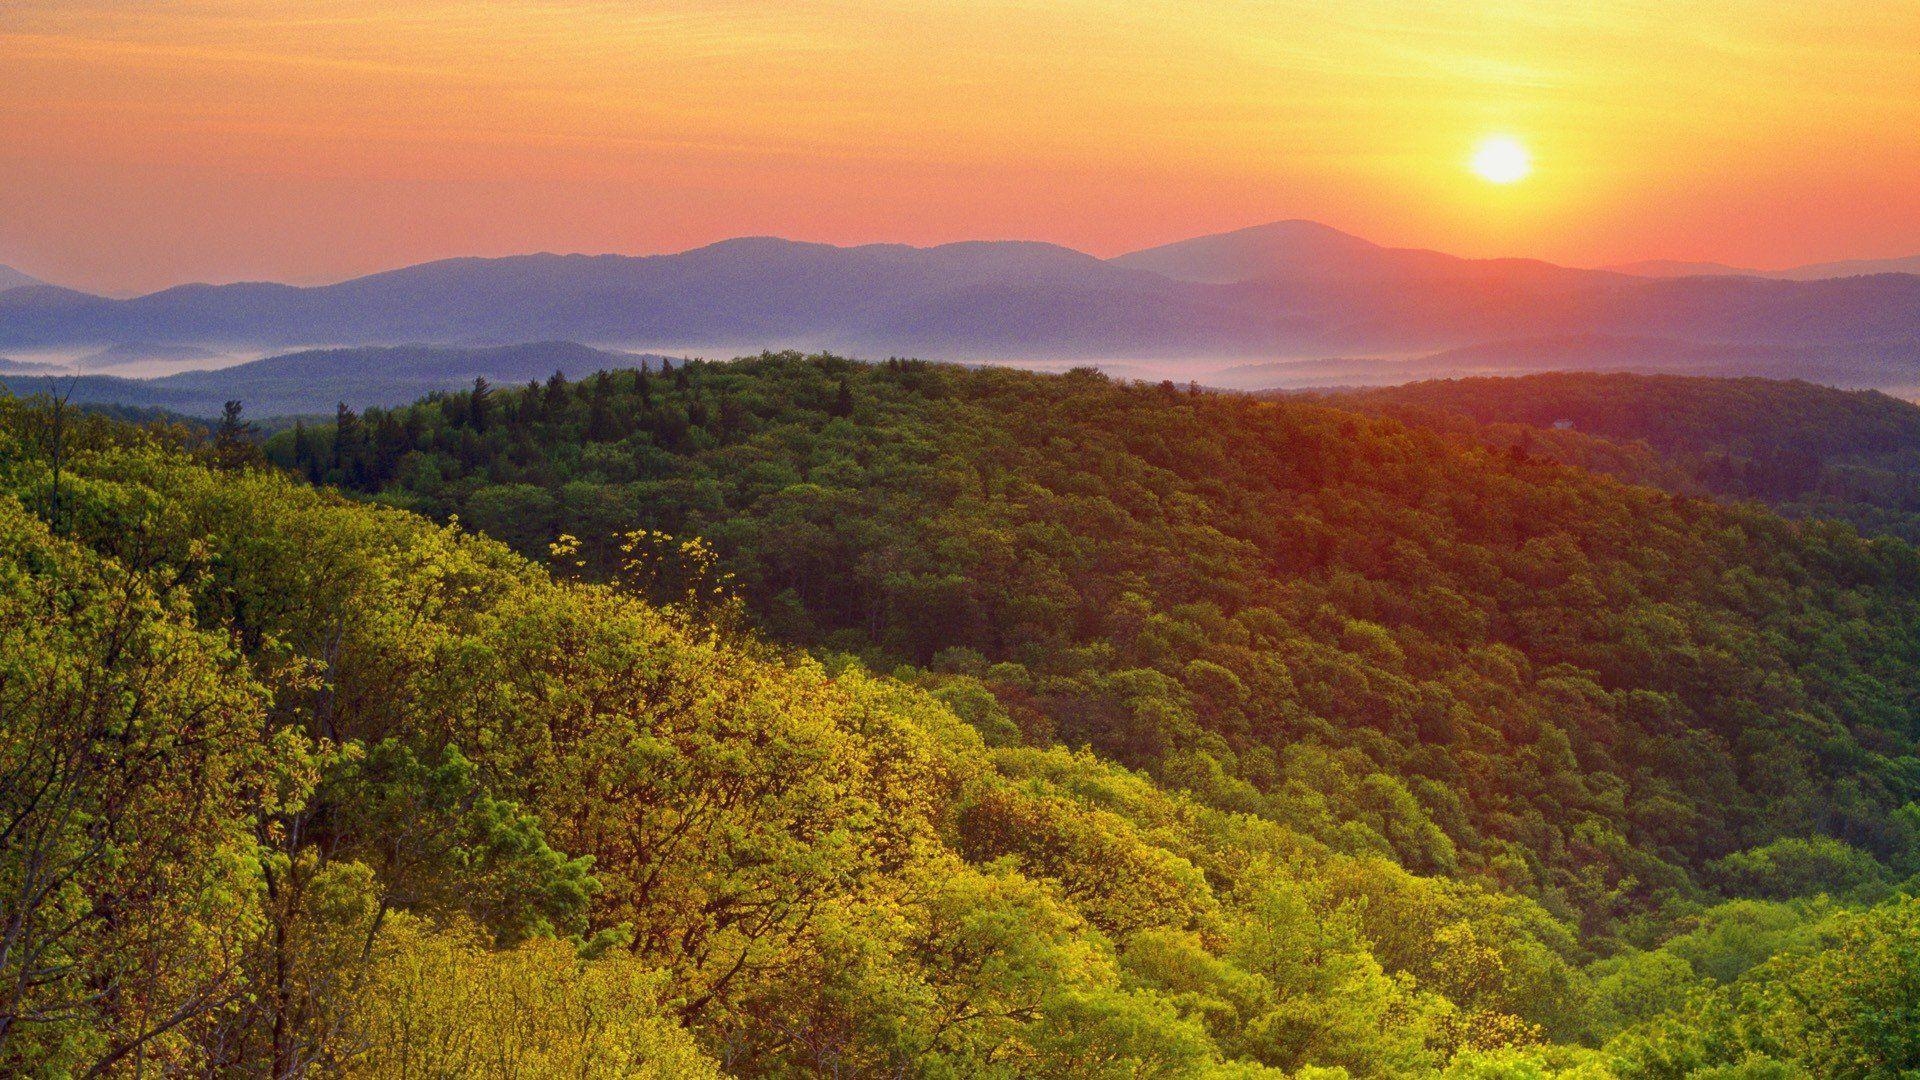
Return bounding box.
[74,341,226,370]
[1606,254,1920,280]
[1603,259,1765,278]
[0,341,668,418]
[1108,220,1416,282]
[1390,334,1833,381]
[0,356,63,374]
[0,238,1202,355]
[1774,254,1920,280]
[1105,219,1598,286]
[1213,333,1920,392]
[0,266,45,292]
[0,372,203,412]
[1,227,1917,385]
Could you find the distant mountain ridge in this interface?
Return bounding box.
[0,265,45,292]
[1605,253,1920,280]
[1109,219,1597,285]
[0,341,671,417]
[3,223,1919,389]
[0,356,62,374]
[74,341,226,371]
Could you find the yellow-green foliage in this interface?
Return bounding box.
[348,914,721,1079]
[0,484,305,1077]
[296,355,1920,950]
[4,390,1918,1079]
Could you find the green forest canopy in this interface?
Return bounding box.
[1343,372,1920,542]
[3,357,1919,1077]
[282,356,1920,921]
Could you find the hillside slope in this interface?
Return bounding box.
[1349,373,1920,541]
[3,398,1433,1076]
[7,381,1920,1076]
[290,355,1920,930]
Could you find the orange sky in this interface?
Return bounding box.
[4,1,1918,295]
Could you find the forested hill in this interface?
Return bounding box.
[9,364,1920,1077]
[279,355,1920,910]
[1344,372,1920,541]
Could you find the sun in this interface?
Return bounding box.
[1469,135,1532,184]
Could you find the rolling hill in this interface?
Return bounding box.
[12,355,1920,1077]
[1345,371,1920,541]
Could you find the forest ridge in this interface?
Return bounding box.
[4,355,1917,1076]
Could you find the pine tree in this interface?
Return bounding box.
[471,377,493,433]
[212,400,261,470]
[291,420,317,480]
[371,412,409,485]
[587,373,615,441]
[334,402,363,481]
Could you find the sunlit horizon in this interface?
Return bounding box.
[5,1,1918,294]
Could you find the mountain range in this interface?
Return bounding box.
[0,341,668,418]
[3,221,1919,391]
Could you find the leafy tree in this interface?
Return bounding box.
[345,915,720,1079]
[0,489,305,1074]
[1705,838,1888,901]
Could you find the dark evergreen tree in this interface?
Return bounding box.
[291,420,319,481]
[586,373,615,441]
[470,377,493,432]
[211,400,260,470]
[544,370,570,414]
[333,402,363,481]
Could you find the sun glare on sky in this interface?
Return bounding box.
[1470,137,1532,185]
[5,1,1920,291]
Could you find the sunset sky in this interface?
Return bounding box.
[5,0,1918,295]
